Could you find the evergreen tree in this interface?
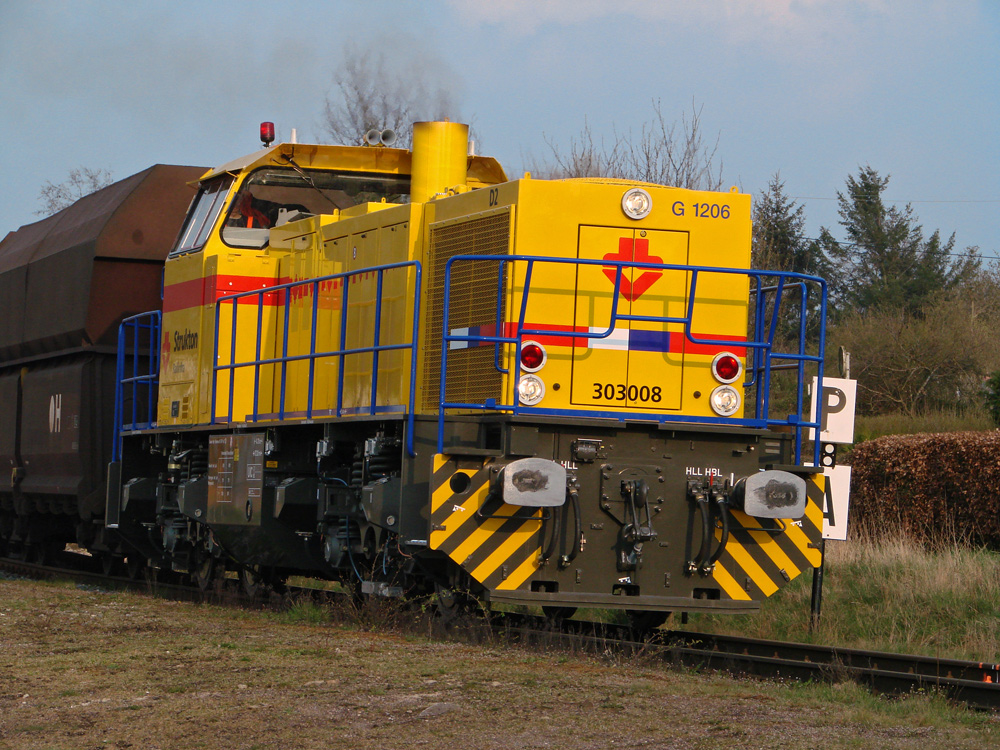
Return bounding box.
[822,166,979,317]
[750,175,830,348]
[752,173,828,277]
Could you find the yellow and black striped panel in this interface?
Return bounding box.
[429,454,544,592]
[711,473,825,601]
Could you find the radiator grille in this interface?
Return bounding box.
[423,209,511,410]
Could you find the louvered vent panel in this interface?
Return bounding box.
[423,209,510,411]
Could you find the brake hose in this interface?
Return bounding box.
[704,492,731,572]
[542,498,563,562]
[688,491,712,572]
[561,490,582,566]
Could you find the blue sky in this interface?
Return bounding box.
[2,0,997,261]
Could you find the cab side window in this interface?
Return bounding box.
[172,176,234,256]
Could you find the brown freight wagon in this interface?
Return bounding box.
[0,165,204,559]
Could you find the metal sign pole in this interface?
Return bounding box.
[810,348,850,632]
[810,538,826,630]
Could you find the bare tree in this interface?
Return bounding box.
[36,167,114,217]
[833,294,1000,417]
[321,43,461,148]
[531,100,723,190]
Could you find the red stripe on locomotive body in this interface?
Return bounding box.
[670,332,747,357]
[162,274,293,313]
[504,322,589,348]
[456,322,746,356]
[161,277,207,312]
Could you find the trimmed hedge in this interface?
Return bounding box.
[848,431,1000,545]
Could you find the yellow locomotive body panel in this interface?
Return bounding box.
[267,202,421,419]
[423,177,752,421]
[156,127,506,427]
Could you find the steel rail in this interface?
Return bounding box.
[662,629,1000,710]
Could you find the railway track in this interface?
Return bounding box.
[660,630,1000,710]
[4,552,999,711]
[467,615,1000,711]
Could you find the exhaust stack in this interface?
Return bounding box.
[410,121,468,204]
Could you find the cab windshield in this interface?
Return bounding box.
[221,167,411,249]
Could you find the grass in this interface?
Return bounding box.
[686,530,1000,661]
[854,407,994,442]
[2,575,999,749]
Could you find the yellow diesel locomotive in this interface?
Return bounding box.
[107,121,829,624]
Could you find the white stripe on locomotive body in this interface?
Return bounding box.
[446,325,677,353]
[586,326,629,350]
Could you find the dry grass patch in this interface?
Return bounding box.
[687,531,1000,662]
[1,576,998,749]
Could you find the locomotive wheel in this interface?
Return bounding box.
[125,555,145,580]
[193,553,218,593]
[239,566,264,598]
[433,583,479,624]
[31,540,61,566]
[542,606,577,623]
[100,553,119,577]
[626,610,669,635]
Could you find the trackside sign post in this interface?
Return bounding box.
[808,376,857,631]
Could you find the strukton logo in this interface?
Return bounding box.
[174,330,198,351]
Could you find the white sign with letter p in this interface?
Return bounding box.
[809,377,857,444]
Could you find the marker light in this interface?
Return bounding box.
[709,385,741,417]
[621,188,652,220]
[518,375,546,405]
[520,341,546,372]
[260,122,275,147]
[712,351,743,384]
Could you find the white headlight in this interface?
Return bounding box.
[621,188,652,220]
[517,374,546,405]
[709,385,741,416]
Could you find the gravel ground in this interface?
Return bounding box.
[1,577,998,749]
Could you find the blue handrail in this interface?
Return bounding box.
[212,260,422,456]
[112,311,161,461]
[437,253,827,465]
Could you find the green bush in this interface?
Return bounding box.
[984,371,1000,426]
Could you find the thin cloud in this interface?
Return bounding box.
[446,0,965,39]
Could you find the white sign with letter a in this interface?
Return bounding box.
[821,465,851,541]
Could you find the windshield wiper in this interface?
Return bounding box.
[279,154,342,211]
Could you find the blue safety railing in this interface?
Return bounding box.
[213,261,422,456]
[438,254,828,465]
[112,311,162,461]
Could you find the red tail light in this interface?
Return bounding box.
[712,352,742,383]
[520,341,546,372]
